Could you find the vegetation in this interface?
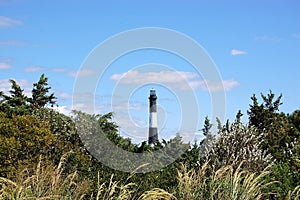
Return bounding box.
[0,75,299,199]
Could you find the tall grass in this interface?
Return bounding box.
[0,153,175,200]
[0,153,91,199]
[176,161,276,200]
[138,188,177,200]
[1,154,299,200]
[95,173,135,200]
[286,185,300,200]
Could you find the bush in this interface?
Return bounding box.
[0,112,54,178]
[201,122,272,171]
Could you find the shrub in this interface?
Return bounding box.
[201,122,272,171]
[0,112,54,178]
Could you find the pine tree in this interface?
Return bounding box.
[235,110,243,123]
[29,74,56,108]
[200,117,215,160]
[247,91,292,162]
[4,80,27,108]
[202,116,212,136]
[0,80,29,115]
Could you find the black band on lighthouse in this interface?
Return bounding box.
[148,88,158,144]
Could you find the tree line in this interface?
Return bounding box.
[0,74,299,199]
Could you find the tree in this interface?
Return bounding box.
[235,110,243,123]
[247,91,293,162]
[289,110,300,134]
[5,80,27,107]
[0,80,29,115]
[202,116,212,137]
[33,108,93,176]
[0,90,8,112]
[200,117,216,161]
[247,91,300,198]
[248,91,283,130]
[29,74,56,108]
[0,112,54,177]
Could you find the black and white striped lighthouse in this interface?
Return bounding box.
[148,88,158,144]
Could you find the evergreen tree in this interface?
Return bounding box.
[247,91,293,162]
[29,74,56,108]
[200,117,215,160]
[0,91,6,111]
[0,80,30,115]
[235,110,243,123]
[248,91,282,130]
[202,116,212,137]
[3,80,27,108]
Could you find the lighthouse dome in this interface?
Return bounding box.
[150,88,156,95]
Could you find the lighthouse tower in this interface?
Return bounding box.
[148,88,158,144]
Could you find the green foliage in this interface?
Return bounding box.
[0,74,56,116]
[289,110,300,132]
[202,116,212,137]
[4,80,28,108]
[247,91,295,162]
[235,110,243,123]
[0,80,30,116]
[29,73,56,108]
[1,74,300,199]
[247,91,300,198]
[0,112,54,177]
[200,117,215,162]
[263,162,300,199]
[0,75,91,179]
[33,108,93,176]
[98,112,137,152]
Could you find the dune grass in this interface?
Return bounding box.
[1,155,299,200]
[175,161,277,200]
[0,153,91,200]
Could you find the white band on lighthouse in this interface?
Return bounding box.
[149,112,157,128]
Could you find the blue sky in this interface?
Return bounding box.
[1,0,300,143]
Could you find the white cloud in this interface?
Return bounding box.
[96,101,147,116]
[68,69,95,77]
[0,62,11,69]
[110,70,198,84]
[58,91,72,99]
[202,79,240,92]
[51,68,67,72]
[112,102,147,111]
[0,58,13,69]
[178,79,239,92]
[50,105,72,116]
[0,40,28,46]
[0,0,14,6]
[0,16,21,27]
[0,79,12,94]
[255,36,282,42]
[0,79,32,96]
[17,79,32,87]
[25,66,45,72]
[293,34,300,39]
[231,49,247,56]
[110,70,239,92]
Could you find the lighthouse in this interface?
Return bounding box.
[148,88,158,144]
